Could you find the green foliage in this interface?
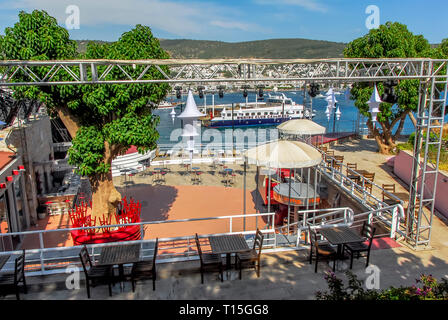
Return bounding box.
[316,271,448,300]
[344,22,431,127]
[0,11,170,177]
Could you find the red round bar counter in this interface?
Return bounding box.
[69,197,142,245]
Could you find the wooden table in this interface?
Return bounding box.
[347,170,372,183]
[98,244,141,290]
[319,226,364,269]
[208,234,250,269]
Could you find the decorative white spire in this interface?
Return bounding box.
[335,106,342,121]
[367,84,382,123]
[178,90,205,119]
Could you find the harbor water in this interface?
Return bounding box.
[154,90,420,149]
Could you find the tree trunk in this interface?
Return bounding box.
[408,112,417,130]
[57,109,122,227]
[367,120,396,155]
[89,141,122,225]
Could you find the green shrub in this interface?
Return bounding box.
[316,272,448,300]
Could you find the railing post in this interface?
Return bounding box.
[140,223,144,240]
[230,217,233,233]
[39,233,45,272]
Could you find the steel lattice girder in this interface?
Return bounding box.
[1,57,448,248]
[0,58,447,87]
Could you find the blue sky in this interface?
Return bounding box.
[1,0,447,43]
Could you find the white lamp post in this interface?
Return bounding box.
[367,84,382,123]
[170,108,176,124]
[177,90,205,165]
[325,105,331,122]
[335,106,342,121]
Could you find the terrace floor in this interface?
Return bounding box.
[6,137,448,300]
[5,229,448,300]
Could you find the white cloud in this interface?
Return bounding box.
[254,0,328,13]
[210,20,256,32]
[4,0,266,37]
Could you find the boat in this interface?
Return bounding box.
[202,93,315,128]
[157,100,176,109]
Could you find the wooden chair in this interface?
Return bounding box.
[0,251,27,300]
[343,222,376,269]
[308,226,337,273]
[362,173,375,193]
[345,163,359,183]
[333,155,344,171]
[334,155,344,163]
[79,246,113,298]
[346,163,357,175]
[130,238,158,292]
[235,229,264,279]
[195,234,223,284]
[382,184,399,205]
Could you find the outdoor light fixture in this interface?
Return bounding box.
[367,84,382,123]
[381,80,399,104]
[198,86,205,99]
[175,86,182,99]
[257,85,265,98]
[217,85,225,99]
[325,106,331,122]
[335,107,342,121]
[242,85,250,98]
[308,83,320,98]
[170,107,176,124]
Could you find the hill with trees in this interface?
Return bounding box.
[76,38,347,59]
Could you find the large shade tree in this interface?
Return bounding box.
[0,10,170,223]
[344,22,433,154]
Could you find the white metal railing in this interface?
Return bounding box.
[275,207,354,235]
[317,152,404,209]
[0,212,276,276]
[294,204,405,247]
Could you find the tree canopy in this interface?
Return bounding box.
[0,10,171,219]
[344,22,433,154]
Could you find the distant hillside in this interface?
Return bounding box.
[159,38,346,59]
[76,38,346,59]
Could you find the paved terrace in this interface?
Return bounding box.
[2,138,448,300]
[3,229,448,300]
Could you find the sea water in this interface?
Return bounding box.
[154,91,421,149]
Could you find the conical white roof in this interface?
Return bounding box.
[367,84,382,105]
[178,90,205,119]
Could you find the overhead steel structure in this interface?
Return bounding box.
[0,57,447,248]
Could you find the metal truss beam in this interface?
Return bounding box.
[1,57,448,249]
[0,58,447,87]
[406,64,448,248]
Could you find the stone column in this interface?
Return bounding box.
[6,186,19,233]
[19,174,31,228]
[44,164,53,193]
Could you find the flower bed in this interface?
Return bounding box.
[69,197,142,245]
